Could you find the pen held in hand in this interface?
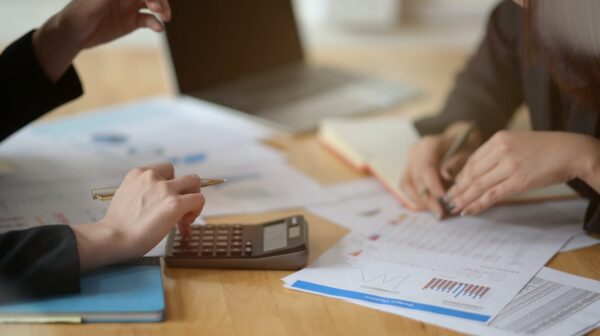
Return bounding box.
[438,124,475,214]
[91,178,227,201]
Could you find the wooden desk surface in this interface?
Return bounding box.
[3,45,600,336]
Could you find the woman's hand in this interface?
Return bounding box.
[399,121,482,218]
[72,163,205,272]
[447,130,600,216]
[33,0,171,82]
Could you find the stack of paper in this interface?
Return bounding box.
[282,184,600,335]
[0,97,336,256]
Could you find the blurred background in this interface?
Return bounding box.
[0,0,504,122]
[0,0,497,49]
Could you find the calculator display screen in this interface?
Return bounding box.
[263,222,288,252]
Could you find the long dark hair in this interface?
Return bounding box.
[524,0,600,109]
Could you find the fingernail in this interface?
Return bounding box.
[438,197,455,213]
[460,210,468,217]
[430,211,442,220]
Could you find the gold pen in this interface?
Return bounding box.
[92,178,226,201]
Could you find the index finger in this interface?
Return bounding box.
[145,162,175,180]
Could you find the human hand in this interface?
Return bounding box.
[399,122,482,218]
[55,0,171,50]
[33,0,171,81]
[72,163,205,271]
[446,130,598,216]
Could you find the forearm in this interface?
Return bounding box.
[71,221,132,272]
[32,14,80,83]
[577,136,600,193]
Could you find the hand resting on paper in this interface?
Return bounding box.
[32,0,171,82]
[71,163,205,271]
[399,121,483,218]
[402,124,600,219]
[446,130,600,217]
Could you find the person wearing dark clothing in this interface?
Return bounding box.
[0,0,205,302]
[402,0,600,232]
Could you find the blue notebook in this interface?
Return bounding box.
[0,265,165,323]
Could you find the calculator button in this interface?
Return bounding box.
[216,235,228,241]
[216,242,228,247]
[189,235,200,241]
[174,236,184,241]
[290,217,299,226]
[233,224,242,229]
[232,229,243,235]
[244,247,253,255]
[202,242,214,247]
[191,228,201,234]
[245,241,253,246]
[203,229,215,235]
[202,235,214,241]
[201,248,214,256]
[173,242,182,248]
[216,248,228,256]
[188,241,200,247]
[289,226,301,239]
[231,241,242,247]
[230,248,242,256]
[232,235,243,241]
[217,229,229,235]
[204,225,216,229]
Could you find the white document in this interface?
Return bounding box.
[309,194,586,234]
[201,163,336,217]
[0,178,113,233]
[287,196,580,322]
[0,97,280,184]
[320,177,387,204]
[285,266,600,336]
[560,231,600,253]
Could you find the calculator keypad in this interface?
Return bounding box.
[171,224,253,258]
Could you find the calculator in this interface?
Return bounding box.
[164,215,309,270]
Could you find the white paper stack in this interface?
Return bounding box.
[0,97,337,256]
[282,186,600,336]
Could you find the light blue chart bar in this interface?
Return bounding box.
[292,280,491,322]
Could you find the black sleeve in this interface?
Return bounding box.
[0,30,83,142]
[0,225,81,302]
[415,0,524,140]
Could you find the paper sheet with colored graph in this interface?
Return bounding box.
[0,97,278,184]
[288,196,583,322]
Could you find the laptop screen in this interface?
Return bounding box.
[165,0,304,94]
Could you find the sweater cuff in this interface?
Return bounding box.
[0,225,81,301]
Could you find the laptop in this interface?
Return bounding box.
[164,0,418,132]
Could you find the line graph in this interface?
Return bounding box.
[347,261,410,291]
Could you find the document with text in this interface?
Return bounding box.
[288,197,582,322]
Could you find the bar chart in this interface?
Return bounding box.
[423,277,491,299]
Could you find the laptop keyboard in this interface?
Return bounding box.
[198,65,359,112]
